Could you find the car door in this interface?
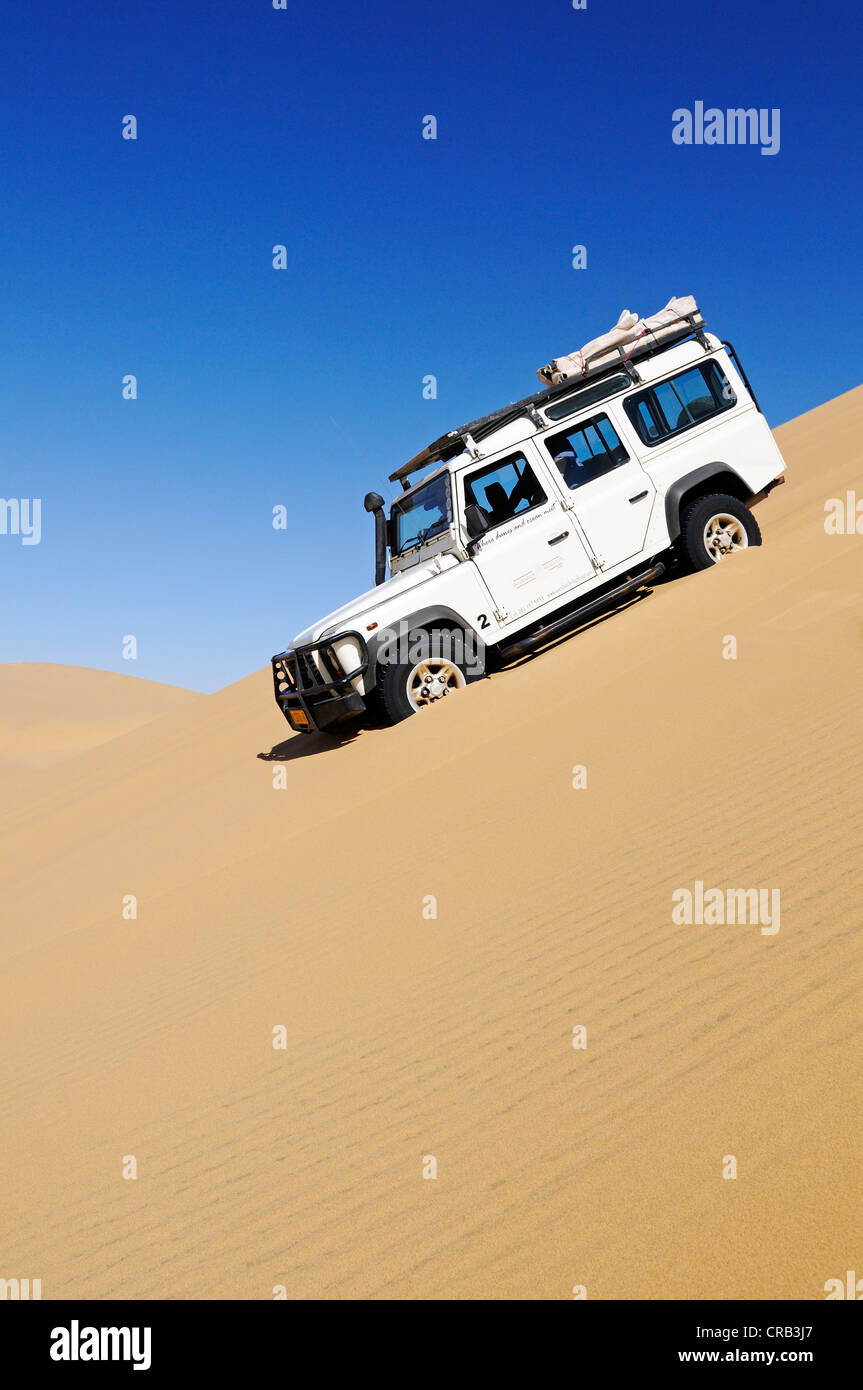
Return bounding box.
[540,410,656,568]
[460,449,596,624]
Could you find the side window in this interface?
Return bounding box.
[464,453,547,530]
[544,412,629,490]
[633,398,661,441]
[625,361,736,446]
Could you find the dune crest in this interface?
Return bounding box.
[0,663,202,776]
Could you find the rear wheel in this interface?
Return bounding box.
[377,630,480,725]
[678,493,761,571]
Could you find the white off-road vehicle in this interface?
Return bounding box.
[272,298,786,734]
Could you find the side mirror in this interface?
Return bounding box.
[464,503,490,541]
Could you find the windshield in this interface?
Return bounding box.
[391,474,453,554]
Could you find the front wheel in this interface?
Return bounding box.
[678,493,761,571]
[377,630,481,725]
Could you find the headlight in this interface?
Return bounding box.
[332,635,363,676]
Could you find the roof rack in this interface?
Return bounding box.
[389,311,707,488]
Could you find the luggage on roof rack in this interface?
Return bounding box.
[537,296,704,386]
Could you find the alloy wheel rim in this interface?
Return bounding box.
[406,658,466,711]
[703,513,748,562]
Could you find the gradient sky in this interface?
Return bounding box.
[1,0,859,691]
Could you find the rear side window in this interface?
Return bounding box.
[624,361,736,446]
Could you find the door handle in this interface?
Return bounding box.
[547,532,570,545]
[629,490,648,503]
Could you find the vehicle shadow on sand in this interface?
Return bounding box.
[257,724,365,764]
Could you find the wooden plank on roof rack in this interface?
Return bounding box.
[388,432,462,484]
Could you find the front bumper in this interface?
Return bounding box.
[271,633,369,734]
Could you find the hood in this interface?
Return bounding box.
[291,558,453,647]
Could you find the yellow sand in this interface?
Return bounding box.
[0,663,200,772]
[1,388,861,1300]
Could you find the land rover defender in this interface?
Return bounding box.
[272,301,786,734]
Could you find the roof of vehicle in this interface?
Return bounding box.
[389,313,708,488]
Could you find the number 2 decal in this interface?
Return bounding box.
[477,613,490,630]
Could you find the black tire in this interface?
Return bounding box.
[678,492,761,571]
[377,628,482,725]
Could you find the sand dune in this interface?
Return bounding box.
[0,663,201,776]
[1,387,861,1300]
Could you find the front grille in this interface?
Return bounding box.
[271,633,368,733]
[296,650,323,690]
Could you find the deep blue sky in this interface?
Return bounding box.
[1,0,858,690]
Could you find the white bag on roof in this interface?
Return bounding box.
[537,296,700,386]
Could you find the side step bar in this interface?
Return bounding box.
[497,562,666,661]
